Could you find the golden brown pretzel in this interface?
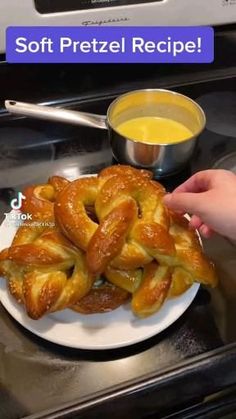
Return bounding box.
[132,262,172,317]
[0,166,218,320]
[1,174,134,318]
[54,165,152,251]
[168,211,217,286]
[0,176,97,319]
[88,173,173,274]
[0,176,70,309]
[55,177,99,250]
[87,198,139,274]
[21,176,69,223]
[0,248,25,303]
[130,211,217,317]
[1,227,94,319]
[54,165,217,317]
[105,265,141,293]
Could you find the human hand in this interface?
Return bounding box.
[163,170,236,240]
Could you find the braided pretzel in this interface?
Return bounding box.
[0,176,70,309]
[54,166,152,250]
[55,177,99,250]
[55,166,217,317]
[55,167,169,273]
[0,173,93,319]
[90,174,170,273]
[1,223,95,319]
[131,212,217,317]
[0,175,130,318]
[0,166,218,319]
[0,226,130,318]
[132,262,172,317]
[20,175,70,222]
[0,248,25,303]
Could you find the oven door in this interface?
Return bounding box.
[158,388,236,419]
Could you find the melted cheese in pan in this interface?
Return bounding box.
[116,116,193,144]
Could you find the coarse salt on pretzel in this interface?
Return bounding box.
[55,177,99,250]
[0,166,218,319]
[88,171,169,273]
[54,165,153,252]
[21,176,70,223]
[54,165,218,317]
[0,176,96,319]
[132,262,172,318]
[2,227,94,319]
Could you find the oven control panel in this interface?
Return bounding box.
[34,0,163,12]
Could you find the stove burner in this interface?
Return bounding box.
[197,91,236,138]
[213,152,236,173]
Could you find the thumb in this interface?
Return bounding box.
[163,192,204,215]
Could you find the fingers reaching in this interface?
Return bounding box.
[163,198,214,239]
[172,170,218,194]
[189,215,203,230]
[199,224,214,239]
[163,191,206,215]
[189,215,214,238]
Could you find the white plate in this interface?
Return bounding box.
[0,191,200,350]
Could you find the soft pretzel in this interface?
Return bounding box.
[21,176,70,223]
[105,265,142,293]
[54,165,217,317]
[0,175,132,318]
[132,262,172,318]
[0,175,70,304]
[0,177,67,308]
[0,166,218,319]
[55,167,169,274]
[168,211,217,286]
[0,248,25,303]
[99,165,152,182]
[0,177,96,319]
[1,226,94,319]
[89,174,169,273]
[54,166,160,252]
[55,177,99,250]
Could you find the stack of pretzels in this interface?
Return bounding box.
[0,165,218,320]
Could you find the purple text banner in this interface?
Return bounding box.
[6,26,214,64]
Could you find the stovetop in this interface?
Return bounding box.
[1,72,236,419]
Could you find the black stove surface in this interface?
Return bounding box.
[0,74,236,419]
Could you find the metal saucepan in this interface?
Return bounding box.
[5,89,206,177]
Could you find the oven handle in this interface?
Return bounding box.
[5,100,108,130]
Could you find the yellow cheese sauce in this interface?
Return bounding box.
[116,116,193,144]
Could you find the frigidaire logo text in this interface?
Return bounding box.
[82,17,130,26]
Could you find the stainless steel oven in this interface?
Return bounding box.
[1,0,236,53]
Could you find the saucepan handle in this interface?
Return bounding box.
[5,100,107,130]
